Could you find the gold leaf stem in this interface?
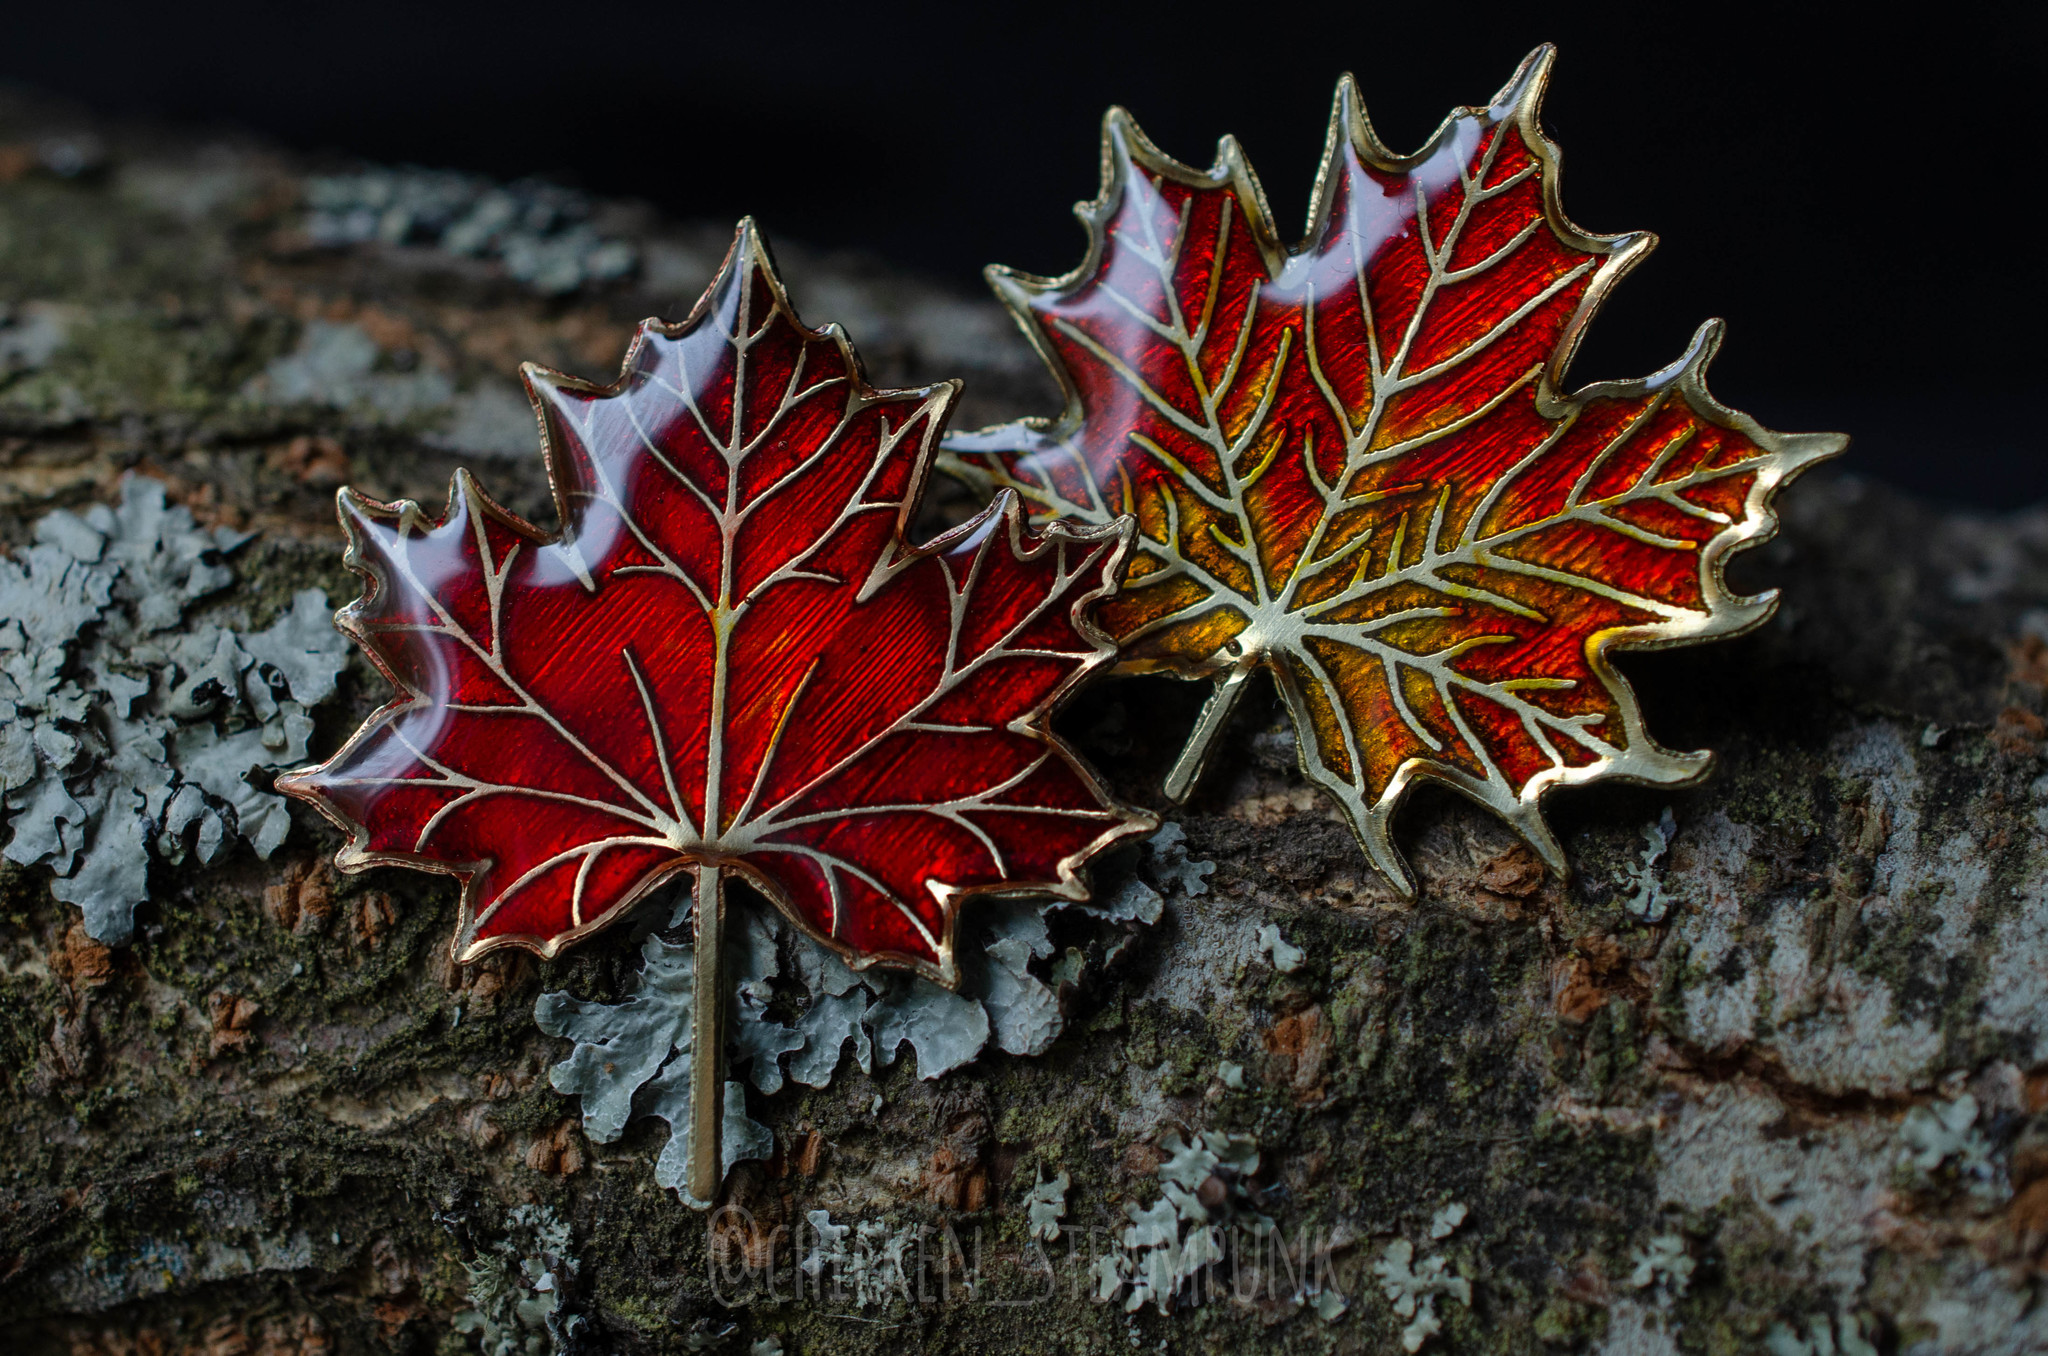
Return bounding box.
[1164,660,1256,803]
[689,860,726,1204]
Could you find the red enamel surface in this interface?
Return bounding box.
[279,222,1145,975]
[946,49,1833,839]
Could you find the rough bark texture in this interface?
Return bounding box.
[3,96,2046,1356]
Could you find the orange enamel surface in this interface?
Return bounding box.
[945,51,1838,874]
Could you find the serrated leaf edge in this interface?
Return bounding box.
[938,46,1847,894]
[278,219,1155,981]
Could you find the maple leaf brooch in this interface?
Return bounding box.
[278,220,1153,1199]
[943,44,1846,892]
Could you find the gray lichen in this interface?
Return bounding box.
[1897,1094,2001,1200]
[246,318,455,420]
[1764,1309,1882,1356]
[1092,1129,1268,1316]
[1627,1230,1695,1296]
[1372,1234,1472,1354]
[242,319,540,459]
[0,477,349,941]
[1023,1168,1068,1244]
[1621,805,1678,922]
[1146,822,1215,897]
[799,1211,918,1309]
[1426,1202,1467,1240]
[302,169,636,296]
[532,897,777,1198]
[1257,923,1304,974]
[538,854,1174,1201]
[535,892,1057,1188]
[451,1203,580,1356]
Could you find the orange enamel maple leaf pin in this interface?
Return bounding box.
[943,45,1846,894]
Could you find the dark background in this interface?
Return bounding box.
[2,2,2042,505]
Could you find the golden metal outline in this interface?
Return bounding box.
[941,45,1848,894]
[277,218,1155,988]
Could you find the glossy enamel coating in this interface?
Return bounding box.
[278,220,1149,980]
[943,46,1845,893]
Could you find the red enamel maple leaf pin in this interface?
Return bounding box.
[944,46,1846,893]
[279,220,1151,1199]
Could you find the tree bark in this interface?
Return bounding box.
[2,93,2045,1355]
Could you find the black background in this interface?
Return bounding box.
[2,2,2041,505]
